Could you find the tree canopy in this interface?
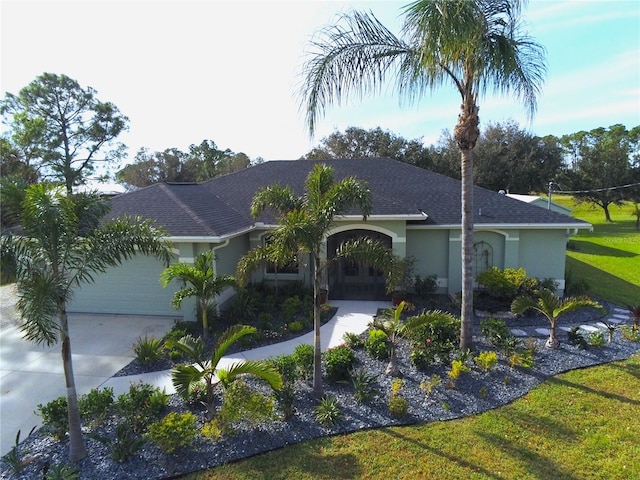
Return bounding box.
[0,73,129,193]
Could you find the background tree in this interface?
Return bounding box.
[560,124,639,221]
[0,136,39,184]
[160,250,237,341]
[299,0,546,350]
[116,140,253,188]
[236,164,394,398]
[0,73,129,194]
[0,184,172,461]
[473,121,563,193]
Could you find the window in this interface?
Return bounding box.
[264,235,299,275]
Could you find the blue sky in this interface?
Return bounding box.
[1,0,639,168]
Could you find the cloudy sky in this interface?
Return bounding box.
[1,0,639,167]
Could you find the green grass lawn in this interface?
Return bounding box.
[180,196,640,480]
[549,196,640,306]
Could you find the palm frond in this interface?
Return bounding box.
[211,325,257,368]
[250,184,302,219]
[171,364,205,400]
[217,360,283,391]
[166,334,207,366]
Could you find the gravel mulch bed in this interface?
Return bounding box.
[2,319,639,480]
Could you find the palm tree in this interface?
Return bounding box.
[511,288,605,349]
[299,0,547,350]
[236,163,395,398]
[371,300,429,376]
[160,250,236,341]
[168,325,282,422]
[0,184,172,461]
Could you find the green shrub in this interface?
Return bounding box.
[509,349,535,369]
[225,288,258,322]
[282,296,302,322]
[480,317,512,349]
[186,381,208,406]
[388,396,409,417]
[258,311,273,331]
[36,396,68,439]
[342,332,364,349]
[414,274,438,299]
[406,310,460,370]
[116,382,167,432]
[323,345,356,383]
[274,381,296,420]
[474,351,498,371]
[419,374,441,398]
[448,359,470,380]
[364,328,389,360]
[90,422,145,463]
[132,335,164,365]
[588,331,605,347]
[293,343,314,379]
[43,463,78,480]
[201,419,223,441]
[269,354,299,382]
[215,381,275,434]
[315,396,342,426]
[620,325,640,342]
[350,368,378,404]
[476,267,536,300]
[288,320,305,333]
[568,327,589,349]
[146,412,197,453]
[78,387,113,425]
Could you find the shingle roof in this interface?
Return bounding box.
[108,158,589,237]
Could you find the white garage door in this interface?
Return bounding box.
[68,254,180,317]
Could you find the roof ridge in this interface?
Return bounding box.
[159,184,217,236]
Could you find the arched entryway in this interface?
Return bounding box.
[326,229,392,301]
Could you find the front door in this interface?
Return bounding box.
[327,230,391,301]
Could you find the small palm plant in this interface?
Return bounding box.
[511,288,605,349]
[168,325,282,422]
[370,301,428,376]
[161,250,237,341]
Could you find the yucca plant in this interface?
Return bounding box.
[512,288,605,349]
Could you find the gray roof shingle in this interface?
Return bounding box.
[108,158,588,237]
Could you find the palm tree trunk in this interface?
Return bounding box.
[455,97,480,351]
[201,299,209,342]
[312,254,323,399]
[59,309,88,461]
[385,343,399,377]
[546,320,559,349]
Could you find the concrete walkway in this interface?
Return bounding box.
[0,300,388,456]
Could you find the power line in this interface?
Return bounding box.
[551,182,640,195]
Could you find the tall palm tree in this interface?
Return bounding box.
[0,184,172,461]
[169,325,282,422]
[511,288,604,348]
[299,0,546,350]
[160,250,237,341]
[236,163,395,398]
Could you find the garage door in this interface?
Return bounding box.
[68,254,180,317]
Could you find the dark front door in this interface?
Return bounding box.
[327,230,391,301]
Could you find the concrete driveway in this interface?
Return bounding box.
[0,307,175,456]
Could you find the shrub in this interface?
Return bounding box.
[269,354,299,382]
[43,463,78,480]
[565,267,590,296]
[116,382,167,433]
[274,381,296,420]
[288,320,305,333]
[388,379,408,417]
[258,311,273,331]
[509,349,535,369]
[226,288,258,322]
[323,345,356,383]
[90,423,145,463]
[414,274,438,299]
[342,332,364,349]
[132,335,164,365]
[588,331,605,347]
[201,419,223,441]
[315,396,341,426]
[146,412,197,453]
[621,325,640,342]
[568,327,589,349]
[364,328,389,360]
[186,381,208,407]
[350,368,378,404]
[406,310,460,370]
[220,381,275,425]
[78,387,113,425]
[293,344,314,379]
[37,396,68,439]
[419,374,441,398]
[448,359,470,380]
[281,296,302,322]
[480,317,512,348]
[474,351,498,371]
